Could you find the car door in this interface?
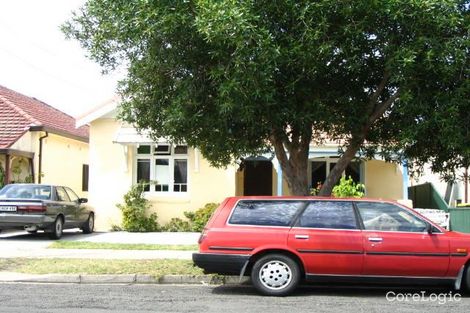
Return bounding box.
[64,187,86,225]
[55,187,76,226]
[288,200,364,276]
[357,201,449,277]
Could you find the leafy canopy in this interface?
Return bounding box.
[63,0,469,191]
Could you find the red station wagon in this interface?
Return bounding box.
[193,197,470,296]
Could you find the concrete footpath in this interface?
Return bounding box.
[0,230,248,285]
[0,230,199,259]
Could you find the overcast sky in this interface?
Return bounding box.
[0,0,122,118]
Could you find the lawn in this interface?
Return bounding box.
[0,258,203,277]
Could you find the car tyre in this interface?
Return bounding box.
[82,213,94,234]
[462,264,470,293]
[48,216,64,240]
[251,253,300,296]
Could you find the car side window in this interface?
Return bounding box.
[56,187,71,202]
[65,187,79,202]
[297,201,357,229]
[229,201,304,226]
[356,202,427,232]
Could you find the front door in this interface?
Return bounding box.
[243,159,272,196]
[288,200,364,275]
[356,201,449,277]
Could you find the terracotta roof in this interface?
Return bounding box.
[0,85,89,148]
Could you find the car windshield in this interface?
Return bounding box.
[0,185,52,200]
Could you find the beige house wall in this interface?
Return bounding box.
[39,133,89,197]
[364,159,403,200]
[86,116,407,230]
[7,132,88,197]
[88,118,237,231]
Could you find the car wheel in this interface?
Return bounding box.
[82,213,94,234]
[251,253,300,296]
[463,264,470,292]
[48,216,64,240]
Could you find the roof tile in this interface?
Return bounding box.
[0,85,89,148]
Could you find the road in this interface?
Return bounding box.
[0,283,468,313]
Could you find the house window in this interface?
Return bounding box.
[136,144,188,193]
[310,158,362,189]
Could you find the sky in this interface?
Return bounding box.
[0,0,122,118]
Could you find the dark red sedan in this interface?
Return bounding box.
[193,197,470,296]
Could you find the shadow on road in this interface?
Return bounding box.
[0,229,104,241]
[212,283,463,298]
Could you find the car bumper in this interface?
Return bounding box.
[192,253,250,275]
[0,213,53,229]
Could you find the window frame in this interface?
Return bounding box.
[135,144,189,195]
[64,187,80,203]
[227,199,308,228]
[353,201,441,234]
[309,157,363,190]
[56,186,71,202]
[294,200,360,230]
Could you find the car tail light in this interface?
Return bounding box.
[17,204,47,213]
[198,228,208,244]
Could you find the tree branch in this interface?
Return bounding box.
[269,132,290,171]
[367,90,400,126]
[369,71,391,108]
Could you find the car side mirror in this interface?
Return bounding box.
[78,198,88,204]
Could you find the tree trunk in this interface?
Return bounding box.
[269,130,311,196]
[318,86,399,196]
[318,140,363,196]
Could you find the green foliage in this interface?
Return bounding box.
[309,182,323,196]
[116,183,160,232]
[0,162,5,188]
[184,203,218,232]
[332,177,365,198]
[162,218,192,232]
[63,1,469,194]
[159,203,218,232]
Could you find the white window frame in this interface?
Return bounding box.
[308,157,364,188]
[135,144,189,195]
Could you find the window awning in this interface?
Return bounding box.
[113,128,167,145]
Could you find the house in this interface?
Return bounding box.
[410,165,469,207]
[0,85,89,196]
[77,99,411,231]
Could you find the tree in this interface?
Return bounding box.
[63,0,469,195]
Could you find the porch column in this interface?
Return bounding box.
[402,160,409,199]
[273,158,283,196]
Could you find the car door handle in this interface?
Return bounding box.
[368,237,383,242]
[295,235,310,240]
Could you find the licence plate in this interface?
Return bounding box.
[0,206,17,212]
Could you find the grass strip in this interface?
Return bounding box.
[0,258,203,277]
[48,241,198,251]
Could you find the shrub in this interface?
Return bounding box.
[332,176,365,198]
[116,182,160,232]
[184,203,219,232]
[0,164,5,189]
[163,218,192,232]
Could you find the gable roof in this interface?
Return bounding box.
[76,96,120,127]
[0,85,89,148]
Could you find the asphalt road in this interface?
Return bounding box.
[0,283,468,313]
